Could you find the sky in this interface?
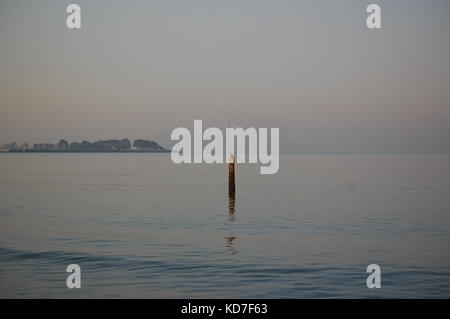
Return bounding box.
[0,0,449,152]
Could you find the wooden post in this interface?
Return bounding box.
[228,154,235,197]
[227,154,236,253]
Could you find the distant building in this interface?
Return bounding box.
[19,143,29,150]
[10,142,17,150]
[0,144,9,152]
[37,143,56,151]
[69,142,80,151]
[57,139,69,151]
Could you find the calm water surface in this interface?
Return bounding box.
[0,153,449,298]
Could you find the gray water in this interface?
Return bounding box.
[0,153,449,298]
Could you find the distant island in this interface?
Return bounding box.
[0,139,169,153]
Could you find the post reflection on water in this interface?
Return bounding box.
[224,191,237,254]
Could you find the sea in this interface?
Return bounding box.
[0,153,449,298]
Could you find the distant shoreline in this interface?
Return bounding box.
[3,150,170,153]
[0,138,169,153]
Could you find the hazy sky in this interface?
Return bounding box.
[1,0,449,152]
